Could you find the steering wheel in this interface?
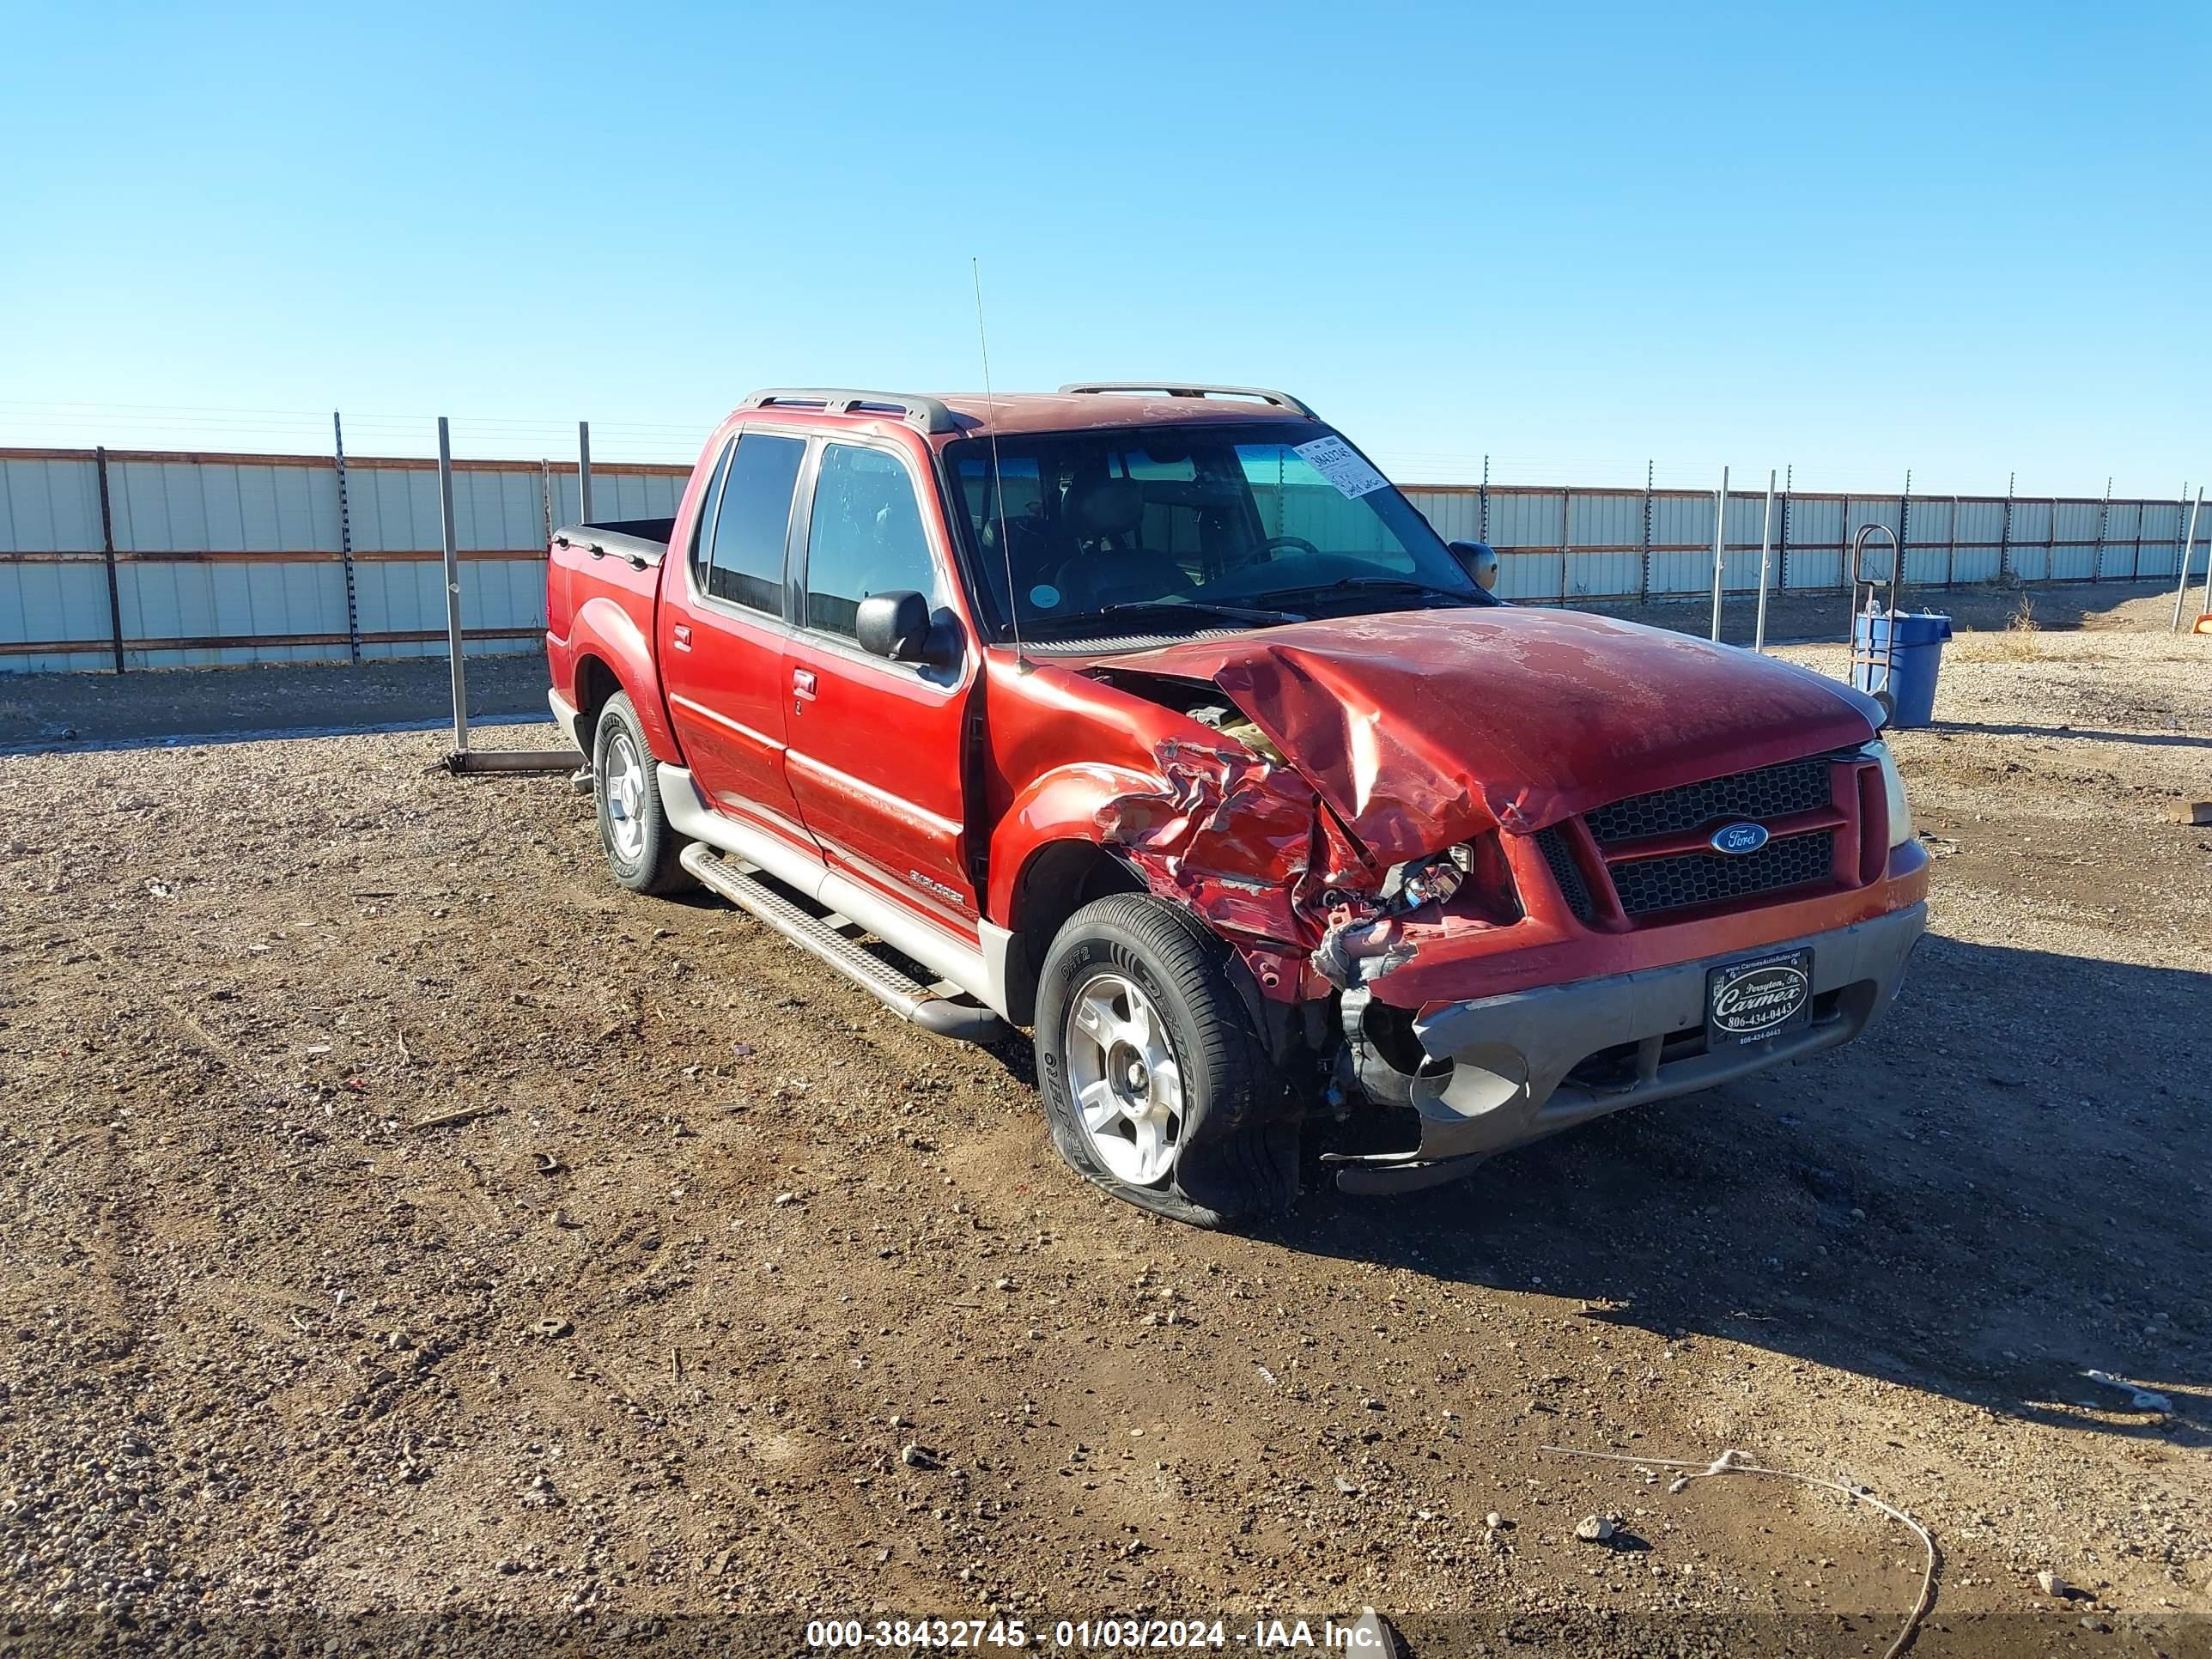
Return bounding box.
[1258,535,1322,560]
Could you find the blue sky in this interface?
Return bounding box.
[3,2,2204,495]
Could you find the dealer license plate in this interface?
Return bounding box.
[1705,949,1814,1048]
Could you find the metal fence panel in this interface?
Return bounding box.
[1485,490,1565,550]
[1,559,113,672]
[3,445,2201,672]
[0,456,104,553]
[2138,501,2183,575]
[1401,487,1480,542]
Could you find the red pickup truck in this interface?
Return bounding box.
[545,384,1926,1226]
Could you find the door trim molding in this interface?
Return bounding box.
[667,691,786,755]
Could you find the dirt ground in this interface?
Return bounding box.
[1,583,2207,1655]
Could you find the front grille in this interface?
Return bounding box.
[1584,757,1834,842]
[1534,827,1593,921]
[1610,830,1835,918]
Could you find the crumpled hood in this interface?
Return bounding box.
[1105,607,1882,860]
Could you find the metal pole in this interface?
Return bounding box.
[1709,465,1728,641]
[2094,476,2111,582]
[1753,468,1777,651]
[333,411,360,664]
[1899,470,1911,595]
[1479,454,1489,542]
[437,417,469,754]
[1778,463,1790,592]
[1558,489,1570,607]
[94,446,125,674]
[1999,471,2014,582]
[2200,503,2212,624]
[1638,459,1652,605]
[2177,488,2206,631]
[578,421,594,524]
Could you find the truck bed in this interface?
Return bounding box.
[545,520,674,672]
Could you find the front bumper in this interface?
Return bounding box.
[1328,902,1926,1193]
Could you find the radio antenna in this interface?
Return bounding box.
[971,258,1029,666]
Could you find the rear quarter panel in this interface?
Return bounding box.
[546,538,680,760]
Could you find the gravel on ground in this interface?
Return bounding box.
[0,580,2204,1652]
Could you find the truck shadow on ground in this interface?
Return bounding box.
[1268,935,2211,1447]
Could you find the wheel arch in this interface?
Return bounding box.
[994,837,1146,1026]
[565,594,682,763]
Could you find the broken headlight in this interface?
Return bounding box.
[1381,843,1473,912]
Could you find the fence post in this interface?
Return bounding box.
[1778,463,1791,592]
[1899,470,1911,591]
[332,411,360,664]
[1753,468,1777,651]
[1557,488,1570,606]
[2047,496,2058,581]
[437,417,468,755]
[94,446,125,674]
[2175,482,2190,588]
[578,421,594,524]
[2093,476,2111,580]
[1999,471,2014,582]
[1638,459,1652,604]
[2174,488,2204,631]
[1946,495,1958,588]
[1708,465,1729,641]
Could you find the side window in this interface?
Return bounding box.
[804,443,940,640]
[704,433,806,613]
[687,439,735,585]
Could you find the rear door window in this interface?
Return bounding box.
[704,433,806,615]
[687,439,735,585]
[803,443,941,640]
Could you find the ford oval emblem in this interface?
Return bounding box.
[1710,821,1770,856]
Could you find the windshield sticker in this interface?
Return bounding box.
[1293,436,1390,499]
[1029,583,1061,609]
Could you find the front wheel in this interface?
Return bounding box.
[1034,894,1297,1228]
[593,693,689,895]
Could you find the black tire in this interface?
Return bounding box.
[1034,893,1297,1228]
[592,693,689,896]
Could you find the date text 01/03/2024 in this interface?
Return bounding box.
[805,1615,1394,1649]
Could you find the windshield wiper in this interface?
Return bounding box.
[1249,576,1484,607]
[1022,598,1304,635]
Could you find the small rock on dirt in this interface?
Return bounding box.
[1575,1515,1615,1544]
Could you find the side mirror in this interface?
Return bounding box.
[855,590,954,665]
[1448,540,1500,592]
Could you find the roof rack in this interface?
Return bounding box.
[741,388,962,434]
[1057,382,1317,420]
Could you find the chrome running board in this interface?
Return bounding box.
[678,844,1007,1046]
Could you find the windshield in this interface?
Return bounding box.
[944,422,1489,640]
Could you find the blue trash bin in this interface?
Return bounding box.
[1851,609,1952,728]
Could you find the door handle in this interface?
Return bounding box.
[671,623,692,651]
[792,667,817,701]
